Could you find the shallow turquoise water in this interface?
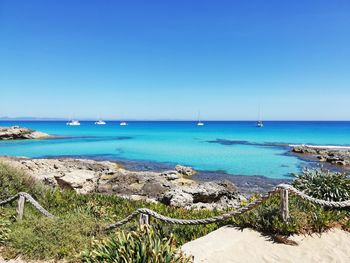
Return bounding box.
[1,121,350,179]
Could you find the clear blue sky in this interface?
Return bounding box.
[0,0,349,120]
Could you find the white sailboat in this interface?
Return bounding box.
[120,121,127,126]
[256,107,264,127]
[119,112,128,126]
[256,120,263,127]
[197,111,204,126]
[66,120,80,126]
[95,120,106,125]
[95,116,106,125]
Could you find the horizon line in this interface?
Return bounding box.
[1,118,350,122]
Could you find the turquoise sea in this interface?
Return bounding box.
[1,121,350,179]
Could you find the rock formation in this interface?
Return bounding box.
[175,165,196,176]
[0,126,50,140]
[292,146,350,167]
[0,157,245,210]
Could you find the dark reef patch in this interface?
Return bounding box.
[50,135,133,141]
[207,139,251,145]
[206,139,288,149]
[41,136,134,145]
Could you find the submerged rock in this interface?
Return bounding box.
[0,126,51,140]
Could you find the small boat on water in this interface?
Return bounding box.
[197,111,204,126]
[256,120,264,128]
[66,120,80,126]
[256,107,264,127]
[95,119,106,125]
[120,121,127,126]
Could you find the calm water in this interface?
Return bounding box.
[1,121,350,179]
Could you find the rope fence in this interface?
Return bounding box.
[106,184,350,230]
[0,192,54,219]
[0,184,349,230]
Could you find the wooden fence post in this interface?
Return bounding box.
[17,195,25,220]
[280,189,289,223]
[139,213,149,226]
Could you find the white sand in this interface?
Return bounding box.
[182,227,350,263]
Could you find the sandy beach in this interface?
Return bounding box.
[182,227,350,263]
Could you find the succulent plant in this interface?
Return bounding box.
[292,168,350,202]
[82,226,193,263]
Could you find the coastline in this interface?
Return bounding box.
[1,130,350,261]
[289,144,350,150]
[1,125,349,195]
[290,144,350,171]
[4,142,350,196]
[0,156,247,210]
[39,154,291,195]
[105,157,292,195]
[35,143,350,194]
[1,123,350,179]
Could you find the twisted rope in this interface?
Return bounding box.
[277,184,350,208]
[0,193,54,218]
[0,193,19,205]
[19,192,55,218]
[106,187,277,230]
[105,184,350,230]
[1,183,349,229]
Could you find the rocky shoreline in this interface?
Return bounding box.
[70,156,291,195]
[0,126,51,140]
[292,145,350,169]
[0,157,246,210]
[4,126,348,209]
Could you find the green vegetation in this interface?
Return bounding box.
[0,163,223,261]
[0,218,11,245]
[293,168,350,201]
[82,226,192,263]
[0,163,349,262]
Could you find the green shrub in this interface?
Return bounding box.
[233,194,302,235]
[292,168,350,201]
[0,163,38,198]
[82,226,193,263]
[0,218,11,245]
[0,163,349,261]
[6,213,99,260]
[0,163,212,260]
[233,191,350,235]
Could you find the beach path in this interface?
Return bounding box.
[182,227,350,263]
